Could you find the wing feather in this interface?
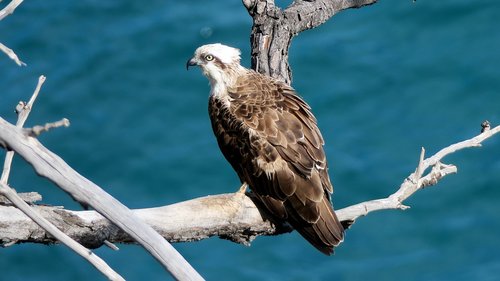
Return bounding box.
[210,70,344,254]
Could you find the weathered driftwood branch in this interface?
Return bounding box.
[0,193,277,247]
[2,123,498,247]
[0,76,125,281]
[244,0,377,83]
[2,3,202,279]
[0,183,125,281]
[0,116,203,281]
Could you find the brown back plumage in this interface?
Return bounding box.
[208,71,344,255]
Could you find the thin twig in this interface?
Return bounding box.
[0,76,125,280]
[25,118,70,137]
[0,42,25,66]
[339,123,500,223]
[1,75,45,183]
[18,75,46,125]
[103,240,120,251]
[0,117,204,280]
[0,0,24,21]
[3,240,18,247]
[0,0,26,66]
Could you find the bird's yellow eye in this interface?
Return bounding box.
[205,54,214,61]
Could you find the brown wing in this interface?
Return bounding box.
[209,71,344,255]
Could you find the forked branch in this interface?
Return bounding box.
[0,77,202,281]
[244,0,378,83]
[1,123,498,246]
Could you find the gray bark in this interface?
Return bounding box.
[244,0,378,84]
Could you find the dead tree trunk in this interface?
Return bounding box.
[244,0,378,83]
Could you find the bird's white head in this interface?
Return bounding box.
[187,43,245,89]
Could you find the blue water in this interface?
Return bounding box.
[1,0,500,280]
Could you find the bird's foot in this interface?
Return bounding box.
[236,182,248,194]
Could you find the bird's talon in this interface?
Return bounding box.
[236,183,248,194]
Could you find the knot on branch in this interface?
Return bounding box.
[15,101,28,114]
[481,120,491,133]
[421,162,457,188]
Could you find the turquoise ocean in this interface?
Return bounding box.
[1,1,500,280]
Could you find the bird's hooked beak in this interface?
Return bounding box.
[186,57,198,70]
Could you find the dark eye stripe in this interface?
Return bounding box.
[212,57,227,70]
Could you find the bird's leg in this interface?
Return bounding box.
[236,182,248,194]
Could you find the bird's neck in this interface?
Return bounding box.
[208,65,247,100]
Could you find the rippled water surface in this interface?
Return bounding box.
[1,1,499,280]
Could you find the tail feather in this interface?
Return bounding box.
[289,196,344,255]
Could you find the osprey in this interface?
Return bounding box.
[187,43,344,255]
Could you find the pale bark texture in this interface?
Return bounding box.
[1,122,498,247]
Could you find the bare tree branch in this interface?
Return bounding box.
[2,124,498,246]
[2,4,202,279]
[0,193,278,247]
[0,42,25,66]
[24,118,70,137]
[0,183,126,281]
[0,0,24,21]
[0,76,125,281]
[2,75,45,184]
[285,0,378,34]
[0,116,204,281]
